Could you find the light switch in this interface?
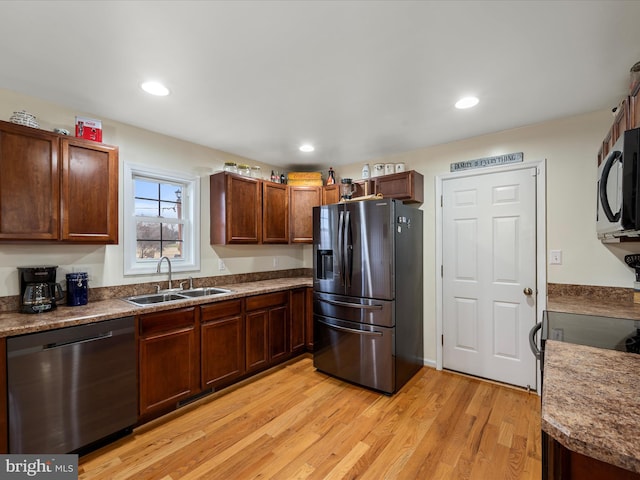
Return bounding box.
[549,250,562,265]
[218,259,226,271]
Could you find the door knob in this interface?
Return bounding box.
[523,287,533,296]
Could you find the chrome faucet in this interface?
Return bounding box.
[156,256,173,290]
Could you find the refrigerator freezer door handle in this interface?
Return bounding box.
[345,210,352,287]
[321,298,383,310]
[338,211,345,286]
[317,319,383,337]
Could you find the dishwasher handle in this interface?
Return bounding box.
[44,331,113,350]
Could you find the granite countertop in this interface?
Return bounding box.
[547,295,640,320]
[0,277,312,338]
[542,340,640,474]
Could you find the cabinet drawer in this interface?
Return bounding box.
[200,299,243,323]
[246,291,288,311]
[139,307,196,336]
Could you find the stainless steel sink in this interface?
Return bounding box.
[179,287,232,297]
[125,293,187,305]
[124,287,232,306]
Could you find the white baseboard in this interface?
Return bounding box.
[423,358,437,369]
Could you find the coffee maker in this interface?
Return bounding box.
[18,266,64,314]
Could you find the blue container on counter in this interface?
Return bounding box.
[66,272,88,306]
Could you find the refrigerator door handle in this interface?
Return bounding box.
[317,319,383,337]
[320,298,384,310]
[338,211,345,286]
[345,210,352,287]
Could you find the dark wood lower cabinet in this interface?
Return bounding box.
[545,431,640,480]
[138,307,200,420]
[289,288,306,354]
[246,310,269,373]
[201,299,245,389]
[305,287,314,350]
[0,287,312,442]
[245,291,289,373]
[269,305,289,363]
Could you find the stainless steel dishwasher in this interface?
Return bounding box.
[7,316,137,454]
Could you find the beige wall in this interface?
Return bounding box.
[337,110,640,362]
[2,87,634,364]
[0,88,307,297]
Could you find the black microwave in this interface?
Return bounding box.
[597,126,640,239]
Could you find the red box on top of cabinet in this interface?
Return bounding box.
[75,116,102,142]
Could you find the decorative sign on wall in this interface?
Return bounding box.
[450,152,523,172]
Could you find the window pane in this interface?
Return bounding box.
[160,201,180,219]
[160,183,182,202]
[162,240,183,259]
[135,198,159,217]
[136,221,161,240]
[162,223,181,241]
[137,240,161,259]
[135,179,159,200]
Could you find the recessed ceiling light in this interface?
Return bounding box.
[141,81,170,96]
[455,96,479,109]
[299,144,315,152]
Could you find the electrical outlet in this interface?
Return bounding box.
[273,256,279,268]
[551,328,564,341]
[218,259,226,271]
[549,250,562,265]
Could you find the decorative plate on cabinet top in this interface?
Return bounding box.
[9,110,39,128]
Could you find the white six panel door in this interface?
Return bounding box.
[442,167,537,388]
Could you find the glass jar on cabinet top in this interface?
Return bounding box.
[250,166,261,178]
[237,164,251,176]
[223,162,237,173]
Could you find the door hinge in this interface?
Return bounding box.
[441,265,443,277]
[440,195,443,207]
[441,334,444,346]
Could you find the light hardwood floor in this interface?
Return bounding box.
[78,356,541,479]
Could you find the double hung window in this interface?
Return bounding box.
[123,163,200,275]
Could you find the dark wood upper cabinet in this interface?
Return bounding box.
[0,123,59,240]
[61,138,118,243]
[289,186,321,243]
[613,98,629,141]
[262,182,289,243]
[210,171,423,245]
[210,172,293,245]
[374,170,424,203]
[210,172,262,244]
[322,184,340,205]
[0,120,118,243]
[631,83,640,131]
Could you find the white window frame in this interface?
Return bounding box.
[123,162,200,276]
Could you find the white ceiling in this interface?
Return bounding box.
[1,1,639,170]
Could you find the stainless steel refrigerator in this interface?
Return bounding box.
[313,199,423,394]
